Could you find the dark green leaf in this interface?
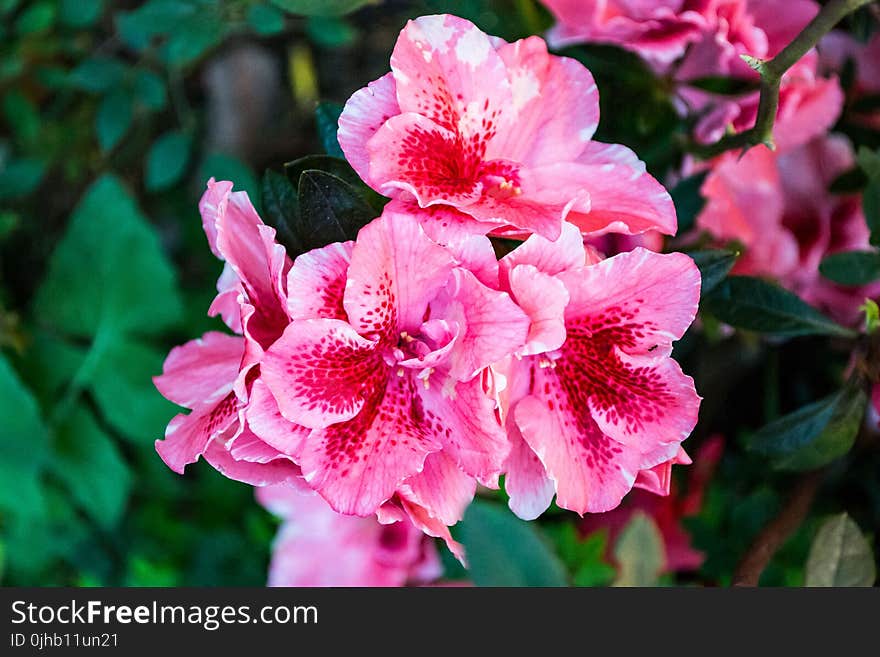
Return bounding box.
[612,512,665,586]
[851,93,880,114]
[35,174,183,338]
[269,0,376,17]
[58,0,104,27]
[670,172,707,235]
[285,154,386,211]
[96,89,133,151]
[315,102,345,158]
[261,169,302,253]
[545,524,615,587]
[456,500,568,586]
[858,146,880,180]
[133,69,167,111]
[687,76,760,96]
[306,16,358,48]
[162,14,226,67]
[745,386,867,471]
[145,131,192,191]
[68,57,127,93]
[247,3,286,35]
[0,355,48,519]
[805,513,876,587]
[15,0,55,34]
[819,250,880,286]
[52,405,132,529]
[688,249,738,297]
[864,180,880,247]
[296,170,377,250]
[702,276,856,338]
[0,158,46,200]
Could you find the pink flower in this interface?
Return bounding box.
[257,485,442,587]
[696,134,880,324]
[542,0,712,67]
[338,14,676,242]
[580,435,724,573]
[497,222,702,519]
[258,208,529,553]
[154,179,307,488]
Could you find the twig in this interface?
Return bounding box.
[690,0,876,159]
[731,470,824,586]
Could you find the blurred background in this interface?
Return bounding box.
[1,0,877,587]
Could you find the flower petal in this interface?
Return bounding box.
[154,332,243,409]
[286,241,354,320]
[245,379,310,458]
[503,417,556,520]
[155,393,239,474]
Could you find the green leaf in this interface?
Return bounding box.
[296,169,377,249]
[861,298,879,334]
[670,172,707,236]
[0,157,46,200]
[162,14,226,67]
[306,15,358,48]
[269,0,376,17]
[805,513,876,587]
[858,146,880,180]
[0,354,49,519]
[829,166,867,194]
[145,130,192,191]
[702,276,856,338]
[864,180,880,247]
[612,512,665,586]
[688,249,738,297]
[89,338,178,444]
[35,174,183,338]
[96,89,134,151]
[58,0,104,27]
[133,69,167,111]
[52,405,132,529]
[819,250,880,286]
[546,524,616,587]
[315,102,345,158]
[15,0,55,34]
[285,154,386,211]
[456,500,568,586]
[68,57,128,93]
[247,3,286,35]
[261,169,301,253]
[745,386,868,471]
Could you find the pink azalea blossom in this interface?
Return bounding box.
[338,14,676,242]
[496,222,702,519]
[696,134,880,324]
[258,208,529,554]
[257,485,442,587]
[581,435,724,573]
[542,0,712,66]
[154,179,306,487]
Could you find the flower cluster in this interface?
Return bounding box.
[542,0,843,150]
[155,14,702,563]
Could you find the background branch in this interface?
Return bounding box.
[690,0,876,159]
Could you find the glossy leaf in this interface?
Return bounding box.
[456,500,568,586]
[315,102,345,158]
[670,172,707,236]
[145,131,192,191]
[819,250,880,286]
[702,276,856,338]
[688,249,738,297]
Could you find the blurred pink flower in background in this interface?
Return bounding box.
[338,14,676,242]
[696,134,880,324]
[257,485,442,587]
[820,29,880,129]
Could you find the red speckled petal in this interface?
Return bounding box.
[338,72,401,188]
[286,241,354,320]
[261,318,386,430]
[154,332,243,409]
[391,14,512,142]
[298,374,445,517]
[245,379,309,458]
[204,434,306,488]
[344,211,455,337]
[514,365,641,514]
